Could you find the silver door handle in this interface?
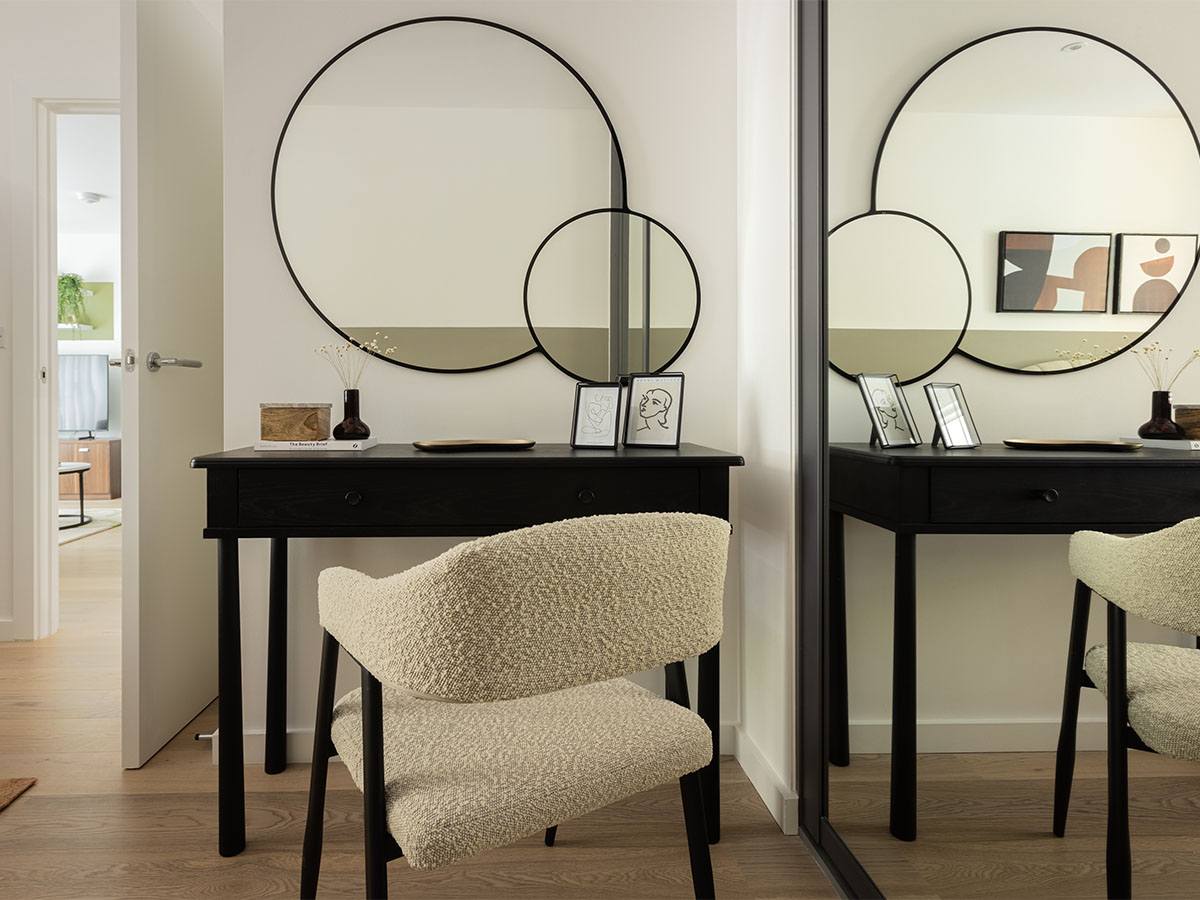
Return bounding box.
[146,351,203,372]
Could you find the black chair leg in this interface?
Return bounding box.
[362,668,389,900]
[1106,602,1131,900]
[544,826,557,846]
[1054,579,1093,837]
[680,770,715,899]
[301,630,341,899]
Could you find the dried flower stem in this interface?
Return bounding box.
[1129,341,1200,391]
[314,332,397,389]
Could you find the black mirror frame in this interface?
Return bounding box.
[828,25,1200,382]
[270,16,629,374]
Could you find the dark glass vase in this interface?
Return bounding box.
[333,388,371,440]
[1137,390,1186,439]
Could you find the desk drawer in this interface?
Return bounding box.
[930,466,1200,525]
[238,466,700,528]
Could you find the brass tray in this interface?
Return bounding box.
[1003,439,1142,452]
[413,439,536,453]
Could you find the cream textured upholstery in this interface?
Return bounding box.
[318,512,729,702]
[1069,517,1200,634]
[330,677,713,870]
[1084,642,1200,760]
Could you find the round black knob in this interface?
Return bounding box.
[345,490,362,506]
[1041,489,1059,503]
[578,489,595,504]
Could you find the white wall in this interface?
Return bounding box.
[736,0,797,831]
[830,0,1200,752]
[0,1,120,639]
[223,0,742,767]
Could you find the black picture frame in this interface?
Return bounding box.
[569,382,622,449]
[996,231,1112,314]
[1113,233,1200,314]
[622,372,684,449]
[924,382,981,448]
[856,373,921,448]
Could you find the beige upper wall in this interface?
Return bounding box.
[223,0,740,757]
[0,1,120,633]
[829,0,1200,751]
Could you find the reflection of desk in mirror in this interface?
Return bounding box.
[191,442,743,857]
[828,442,1200,841]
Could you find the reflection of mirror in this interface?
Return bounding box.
[524,209,699,382]
[272,18,624,372]
[829,211,969,383]
[832,28,1200,378]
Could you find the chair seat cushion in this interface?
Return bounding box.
[1084,642,1200,760]
[330,676,712,870]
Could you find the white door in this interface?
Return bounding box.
[120,0,224,768]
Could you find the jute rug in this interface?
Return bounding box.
[0,778,36,813]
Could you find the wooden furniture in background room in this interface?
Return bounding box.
[190,442,743,859]
[829,442,1200,843]
[58,438,121,500]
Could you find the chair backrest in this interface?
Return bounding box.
[318,512,730,702]
[1069,516,1200,635]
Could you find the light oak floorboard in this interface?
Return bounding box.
[0,526,834,898]
[830,750,1200,899]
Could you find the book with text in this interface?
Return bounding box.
[254,437,378,452]
[1121,437,1200,451]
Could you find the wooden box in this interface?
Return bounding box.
[260,403,333,441]
[1175,404,1200,439]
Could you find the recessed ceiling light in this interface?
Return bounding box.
[1061,41,1087,53]
[74,191,107,204]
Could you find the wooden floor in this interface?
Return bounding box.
[0,526,834,899]
[829,750,1200,898]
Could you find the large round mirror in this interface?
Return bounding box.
[524,209,699,382]
[869,28,1200,374]
[273,18,624,372]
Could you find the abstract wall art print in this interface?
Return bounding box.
[996,231,1111,313]
[1114,233,1198,314]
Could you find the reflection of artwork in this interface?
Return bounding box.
[923,382,981,449]
[855,373,921,448]
[571,383,622,449]
[997,231,1111,313]
[623,373,684,448]
[1114,233,1199,314]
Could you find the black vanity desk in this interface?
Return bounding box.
[191,442,744,857]
[828,442,1200,842]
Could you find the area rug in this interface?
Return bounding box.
[58,506,122,546]
[0,778,36,813]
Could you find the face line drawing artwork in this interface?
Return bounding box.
[871,387,908,435]
[636,388,673,432]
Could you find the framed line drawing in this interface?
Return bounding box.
[1113,233,1199,314]
[856,372,921,448]
[570,382,622,449]
[623,372,684,448]
[923,382,981,449]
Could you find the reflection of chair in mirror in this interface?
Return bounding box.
[301,513,729,900]
[1052,519,1200,898]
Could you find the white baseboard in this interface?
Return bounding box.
[849,717,1109,754]
[730,725,798,834]
[211,727,317,765]
[0,618,13,642]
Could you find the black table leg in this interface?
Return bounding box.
[890,532,917,841]
[265,538,288,775]
[698,642,720,844]
[829,511,849,767]
[218,537,246,857]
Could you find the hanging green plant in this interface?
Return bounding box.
[58,273,88,325]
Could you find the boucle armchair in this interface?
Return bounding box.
[300,512,730,899]
[1053,517,1200,898]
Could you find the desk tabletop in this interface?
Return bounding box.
[192,442,745,469]
[831,442,1200,467]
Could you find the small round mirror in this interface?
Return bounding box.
[524,209,699,382]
